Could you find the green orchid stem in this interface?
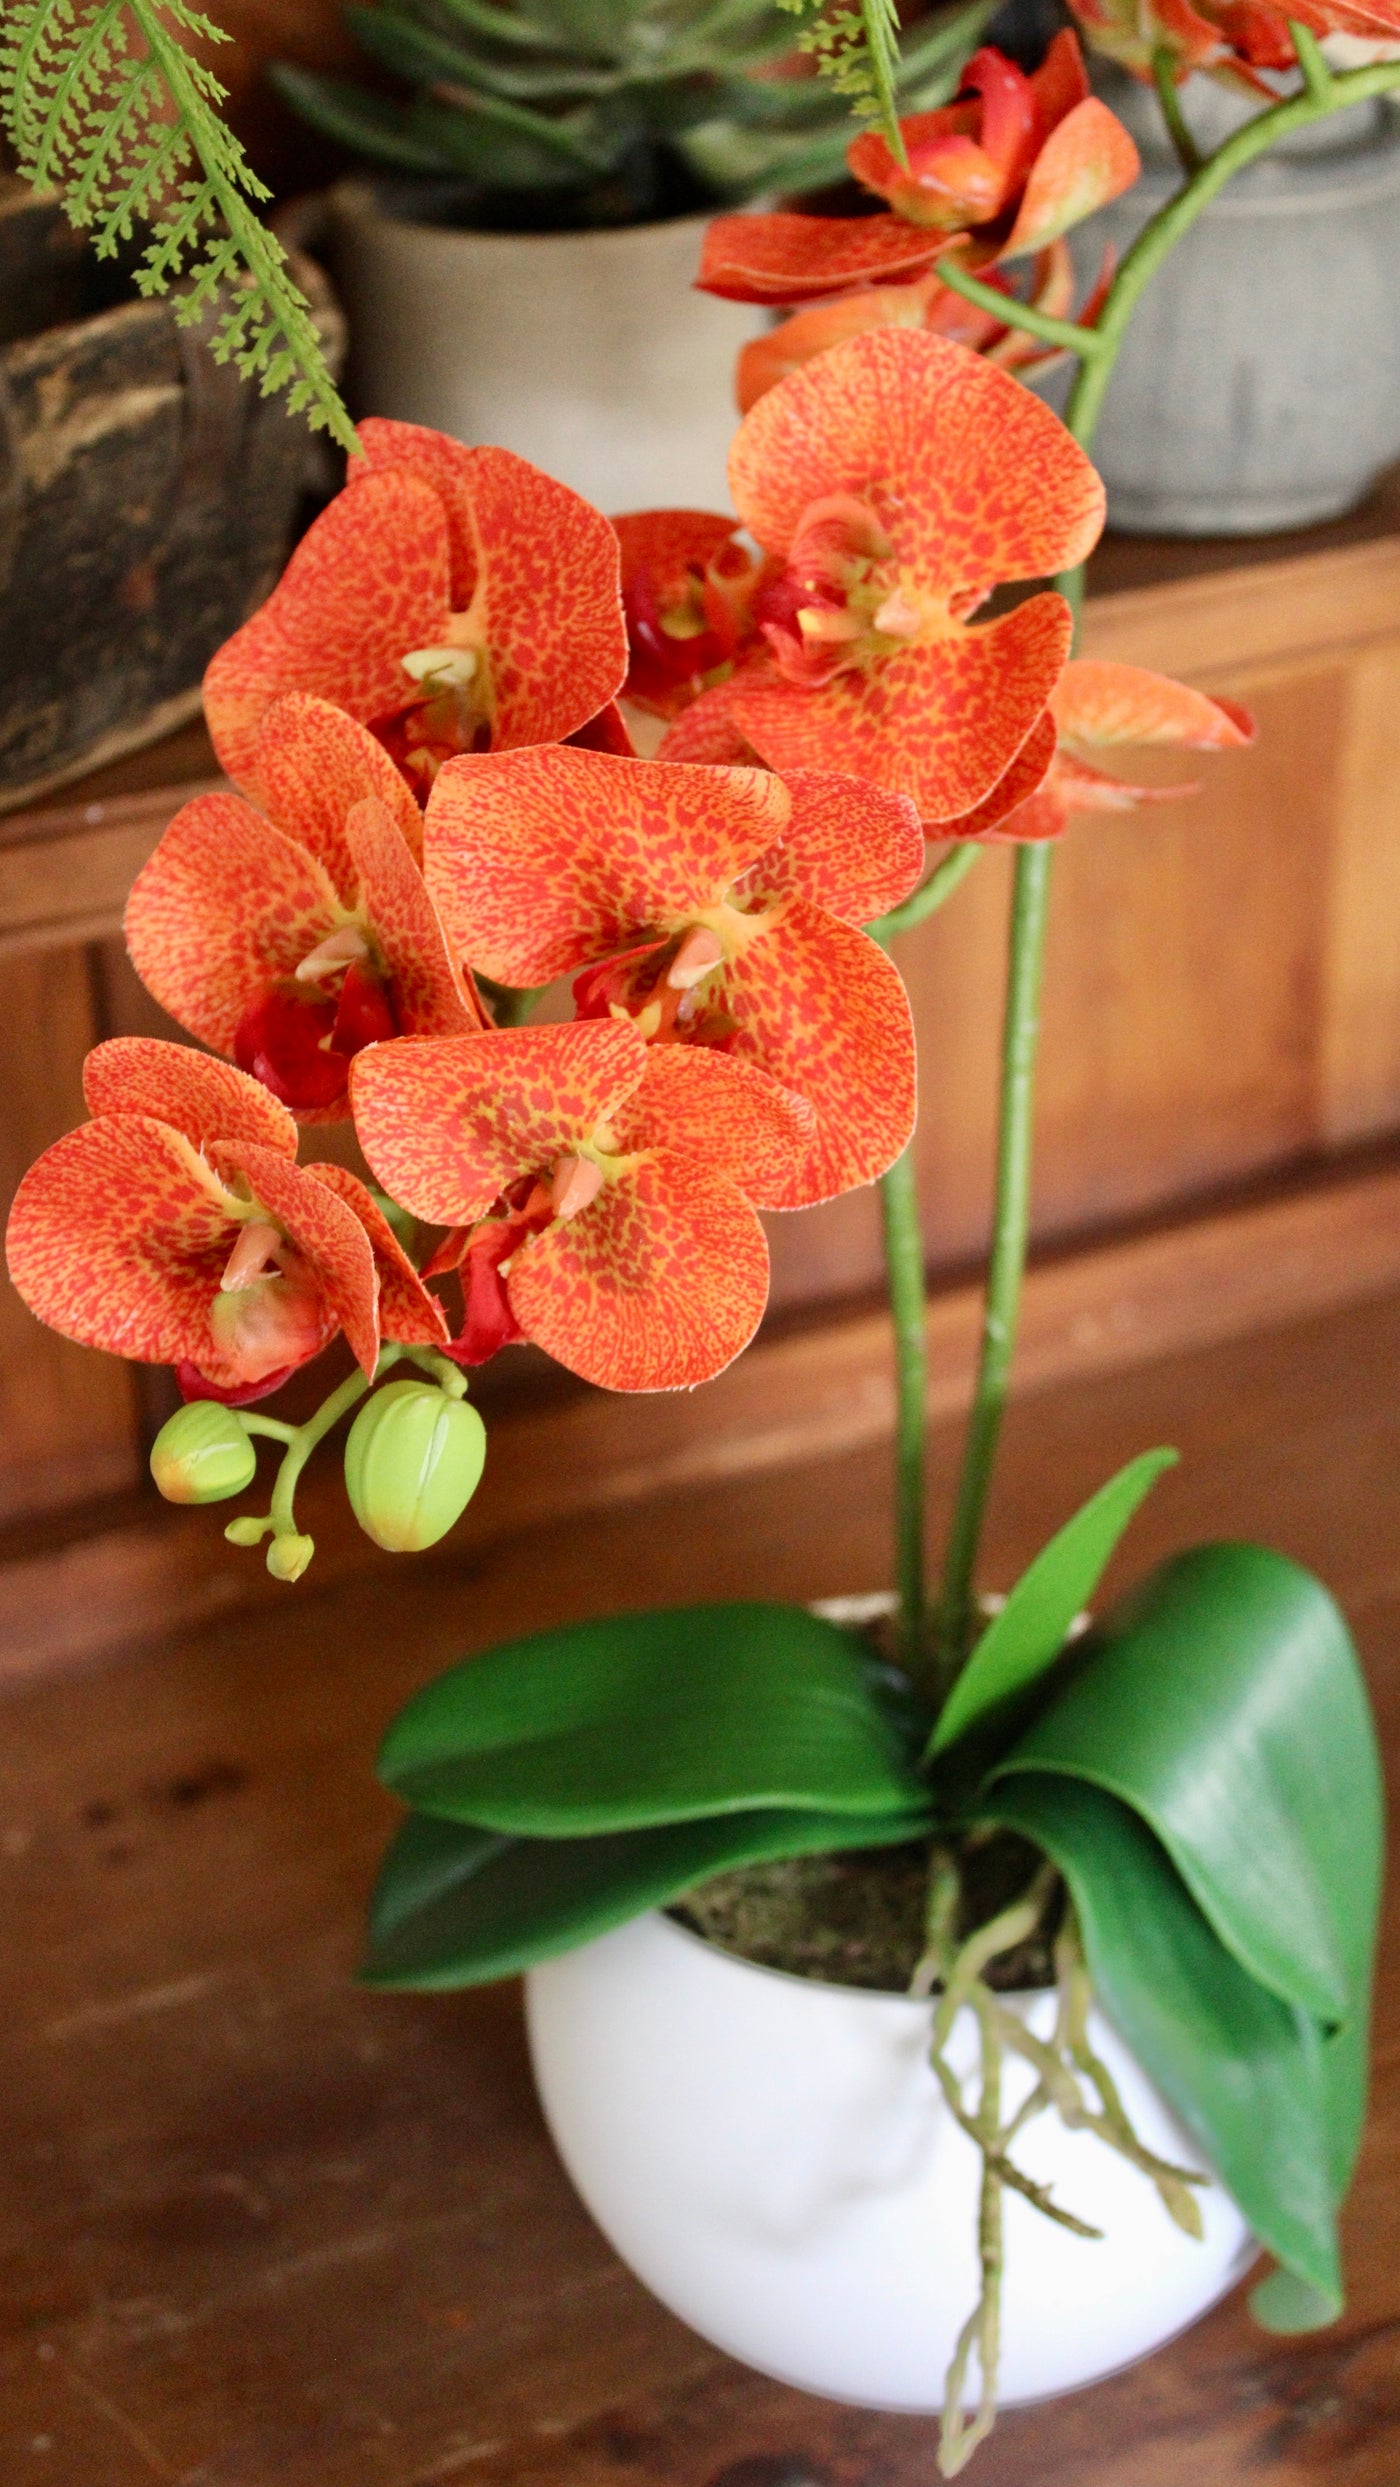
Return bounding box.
[267,1346,405,1539]
[935,255,1105,359]
[1152,47,1202,177]
[870,840,981,943]
[879,1141,932,1692]
[1290,20,1334,105]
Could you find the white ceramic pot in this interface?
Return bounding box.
[325,180,763,512]
[526,1908,1254,2413]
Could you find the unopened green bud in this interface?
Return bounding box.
[150,1402,257,1504]
[344,1380,486,1553]
[224,1515,272,1547]
[267,1532,315,1582]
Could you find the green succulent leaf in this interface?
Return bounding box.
[983,1773,1346,2327]
[364,1801,927,1987]
[988,1545,1383,2040]
[377,1600,931,1833]
[928,1447,1178,1765]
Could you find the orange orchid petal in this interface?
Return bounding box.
[1000,98,1141,258]
[254,692,425,876]
[423,748,790,985]
[219,1142,379,1379]
[935,706,1060,840]
[81,1038,298,1160]
[849,121,1011,232]
[654,693,762,767]
[698,211,946,306]
[350,1021,648,1227]
[566,700,637,757]
[1030,26,1093,121]
[735,281,948,416]
[1052,660,1256,751]
[124,795,341,1059]
[463,446,627,749]
[729,330,1104,599]
[613,509,740,600]
[203,469,452,790]
[506,1149,770,1393]
[6,1114,240,1365]
[305,1161,449,1348]
[727,592,1074,823]
[356,418,480,601]
[758,769,925,921]
[717,901,916,1205]
[344,798,485,1036]
[617,1044,816,1212]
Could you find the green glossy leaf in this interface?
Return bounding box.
[364,1802,928,1988]
[378,1600,930,1833]
[928,1448,1177,1763]
[989,1546,1383,2042]
[983,1774,1344,2324]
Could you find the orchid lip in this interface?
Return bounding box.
[549,1155,607,1222]
[667,927,727,992]
[220,1218,284,1292]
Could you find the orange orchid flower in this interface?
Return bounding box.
[203,419,628,800]
[612,510,772,719]
[686,329,1103,827]
[5,1040,446,1405]
[698,33,1138,307]
[125,695,485,1122]
[1069,0,1400,89]
[941,659,1255,839]
[349,1021,815,1393]
[422,747,922,1206]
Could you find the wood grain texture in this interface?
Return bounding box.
[0,1272,1395,2485]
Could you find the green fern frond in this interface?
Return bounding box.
[1,0,357,452]
[776,0,909,162]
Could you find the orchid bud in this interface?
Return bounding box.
[267,1532,315,1583]
[344,1380,487,1553]
[150,1402,257,1505]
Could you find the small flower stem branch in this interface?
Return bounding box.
[397,1344,469,1397]
[268,1358,394,1539]
[869,840,981,943]
[934,840,1053,1677]
[239,1412,298,1445]
[1290,20,1334,104]
[934,254,1108,358]
[878,1139,932,1690]
[1152,47,1202,176]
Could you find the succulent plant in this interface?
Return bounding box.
[272,0,995,221]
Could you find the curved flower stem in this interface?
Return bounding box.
[267,1359,392,1538]
[869,840,981,943]
[1290,20,1334,105]
[934,255,1106,358]
[1152,47,1202,176]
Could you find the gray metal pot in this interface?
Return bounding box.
[1050,72,1400,534]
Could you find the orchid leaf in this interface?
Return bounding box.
[983,1773,1345,2326]
[364,1801,927,1988]
[377,1601,931,1834]
[988,1546,1382,2042]
[928,1447,1177,1764]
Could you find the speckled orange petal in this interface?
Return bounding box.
[735,282,943,416]
[344,799,485,1037]
[506,1148,770,1392]
[202,470,453,790]
[305,1160,449,1347]
[698,212,946,305]
[356,419,480,601]
[465,447,627,750]
[1054,753,1191,813]
[1000,98,1141,258]
[6,1114,238,1363]
[1053,660,1256,750]
[654,693,762,767]
[254,693,426,879]
[350,1020,647,1227]
[81,1037,299,1160]
[758,770,925,920]
[730,329,1104,594]
[933,705,1059,840]
[728,592,1074,823]
[566,701,637,757]
[617,1044,816,1212]
[718,900,916,1206]
[613,510,739,597]
[218,1141,380,1379]
[124,795,341,1060]
[424,747,790,984]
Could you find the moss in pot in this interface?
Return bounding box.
[267,0,990,504]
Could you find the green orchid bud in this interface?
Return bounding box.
[267,1532,315,1583]
[344,1379,486,1553]
[150,1401,257,1504]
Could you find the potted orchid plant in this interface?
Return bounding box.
[3,0,1393,2471]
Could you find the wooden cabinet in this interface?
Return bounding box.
[5,491,1400,1520]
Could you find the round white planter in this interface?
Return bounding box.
[325,181,763,513]
[526,1907,1254,2413]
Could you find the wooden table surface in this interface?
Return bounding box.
[2,1281,1397,2486]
